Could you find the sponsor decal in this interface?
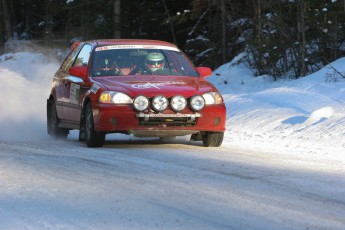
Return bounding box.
[90,83,100,94]
[95,45,179,52]
[70,83,80,104]
[131,82,186,90]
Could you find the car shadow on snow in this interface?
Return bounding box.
[66,131,205,148]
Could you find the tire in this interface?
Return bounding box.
[201,132,224,147]
[85,103,105,147]
[48,100,69,139]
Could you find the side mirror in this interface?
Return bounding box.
[196,67,212,78]
[69,66,88,79]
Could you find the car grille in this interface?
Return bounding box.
[138,117,197,127]
[136,112,201,127]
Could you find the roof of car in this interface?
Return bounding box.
[85,39,177,48]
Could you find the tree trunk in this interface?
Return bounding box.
[0,0,4,54]
[114,0,121,38]
[248,0,261,39]
[299,0,306,77]
[162,0,177,45]
[1,0,13,40]
[221,0,226,63]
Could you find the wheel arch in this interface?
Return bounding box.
[79,96,92,139]
[80,96,92,122]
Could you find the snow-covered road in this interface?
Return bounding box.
[1,135,344,229]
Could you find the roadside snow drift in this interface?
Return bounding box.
[209,57,345,158]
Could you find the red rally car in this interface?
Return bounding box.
[47,39,226,147]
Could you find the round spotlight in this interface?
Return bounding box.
[133,96,149,111]
[170,95,187,112]
[152,95,168,112]
[190,95,205,111]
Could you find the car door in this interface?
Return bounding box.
[57,44,92,125]
[54,44,83,123]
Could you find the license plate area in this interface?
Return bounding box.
[136,113,201,126]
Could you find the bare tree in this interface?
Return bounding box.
[1,0,13,40]
[246,0,261,38]
[220,0,226,63]
[114,0,121,38]
[0,0,4,54]
[298,0,307,77]
[162,0,177,45]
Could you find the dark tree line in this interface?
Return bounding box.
[1,0,345,79]
[179,0,345,78]
[0,0,191,46]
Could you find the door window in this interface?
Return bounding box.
[73,44,92,67]
[61,44,83,72]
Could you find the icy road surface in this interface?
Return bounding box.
[1,135,345,230]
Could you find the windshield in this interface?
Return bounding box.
[91,45,199,77]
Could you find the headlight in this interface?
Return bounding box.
[152,95,168,111]
[202,92,223,105]
[133,96,149,111]
[170,95,187,112]
[99,91,133,104]
[190,95,205,111]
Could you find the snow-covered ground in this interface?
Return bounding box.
[208,54,345,160]
[1,41,345,229]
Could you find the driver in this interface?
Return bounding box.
[144,52,167,74]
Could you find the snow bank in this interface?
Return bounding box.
[208,57,345,159]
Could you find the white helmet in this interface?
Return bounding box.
[145,52,165,72]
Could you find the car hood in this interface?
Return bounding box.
[93,75,217,97]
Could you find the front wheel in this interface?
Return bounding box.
[201,132,224,147]
[84,103,105,147]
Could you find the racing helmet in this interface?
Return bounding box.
[145,52,165,72]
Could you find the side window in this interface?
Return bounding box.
[73,44,92,67]
[60,44,83,72]
[164,50,198,77]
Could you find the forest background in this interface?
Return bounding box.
[1,0,345,80]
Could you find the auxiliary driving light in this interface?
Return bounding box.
[190,95,205,111]
[152,95,168,112]
[170,95,187,112]
[133,96,149,111]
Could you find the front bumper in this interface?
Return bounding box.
[92,103,226,137]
